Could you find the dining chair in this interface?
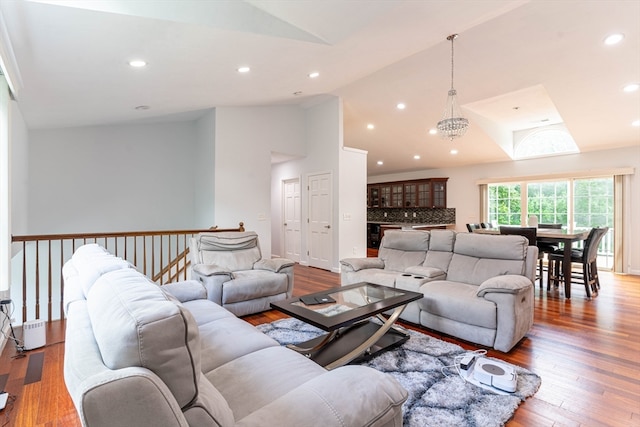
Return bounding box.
[536,223,563,280]
[548,227,609,299]
[499,226,544,287]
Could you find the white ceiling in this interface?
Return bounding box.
[1,0,639,175]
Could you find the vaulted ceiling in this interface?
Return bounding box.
[1,0,638,175]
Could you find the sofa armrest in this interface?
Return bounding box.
[72,366,189,427]
[254,258,295,273]
[339,257,385,272]
[478,275,534,352]
[477,275,533,297]
[192,264,232,278]
[191,265,232,305]
[235,365,407,427]
[162,280,207,303]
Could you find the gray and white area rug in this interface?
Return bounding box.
[257,317,541,427]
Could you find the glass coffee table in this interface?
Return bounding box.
[270,282,423,370]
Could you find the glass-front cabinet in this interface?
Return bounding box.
[417,181,431,207]
[367,178,448,208]
[368,186,380,207]
[391,184,403,207]
[404,183,417,207]
[431,179,447,208]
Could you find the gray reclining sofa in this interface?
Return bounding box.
[63,244,407,427]
[340,229,537,352]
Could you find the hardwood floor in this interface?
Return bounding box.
[0,264,638,427]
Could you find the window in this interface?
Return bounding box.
[487,177,614,269]
[513,125,579,160]
[527,181,568,225]
[488,183,521,225]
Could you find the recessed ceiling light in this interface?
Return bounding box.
[367,124,375,129]
[129,60,147,68]
[135,105,150,110]
[237,66,251,73]
[632,120,640,127]
[450,149,458,155]
[413,155,420,160]
[308,72,320,78]
[604,33,624,45]
[428,129,437,135]
[377,161,384,165]
[396,103,406,110]
[293,91,303,96]
[623,83,639,93]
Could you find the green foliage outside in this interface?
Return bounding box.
[488,178,612,229]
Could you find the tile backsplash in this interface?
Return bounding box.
[368,207,456,224]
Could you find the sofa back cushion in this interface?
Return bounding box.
[62,244,132,314]
[87,268,203,409]
[379,230,429,272]
[447,233,528,286]
[191,231,261,271]
[422,230,455,272]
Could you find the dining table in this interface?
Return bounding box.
[473,227,591,299]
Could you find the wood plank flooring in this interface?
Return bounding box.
[0,264,638,427]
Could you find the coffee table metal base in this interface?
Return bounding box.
[287,306,408,370]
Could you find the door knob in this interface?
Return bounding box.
[284,223,287,226]
[324,225,331,229]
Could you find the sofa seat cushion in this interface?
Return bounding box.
[198,316,279,372]
[181,299,238,326]
[418,281,497,329]
[87,269,205,410]
[221,270,288,304]
[206,346,326,421]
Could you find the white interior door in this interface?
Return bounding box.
[308,172,332,270]
[283,178,301,262]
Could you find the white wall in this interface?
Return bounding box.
[10,100,28,238]
[194,109,216,228]
[28,122,198,233]
[271,96,367,271]
[369,146,640,275]
[339,147,368,261]
[214,106,306,258]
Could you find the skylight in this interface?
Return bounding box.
[513,124,579,159]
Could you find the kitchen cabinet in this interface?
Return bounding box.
[367,178,448,208]
[431,178,447,208]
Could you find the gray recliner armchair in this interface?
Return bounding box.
[190,231,295,316]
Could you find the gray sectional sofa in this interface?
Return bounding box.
[340,229,538,352]
[63,244,407,427]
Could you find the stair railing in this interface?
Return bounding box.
[10,222,244,324]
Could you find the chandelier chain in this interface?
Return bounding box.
[449,34,455,90]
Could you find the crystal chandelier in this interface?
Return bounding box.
[437,34,469,141]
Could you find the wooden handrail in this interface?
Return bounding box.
[10,222,245,324]
[11,223,245,242]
